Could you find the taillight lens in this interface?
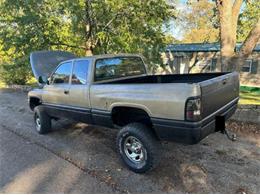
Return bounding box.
[185,98,201,121]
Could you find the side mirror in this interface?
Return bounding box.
[38,76,49,85]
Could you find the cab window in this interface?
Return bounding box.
[95,57,146,81]
[51,62,72,84]
[71,60,89,84]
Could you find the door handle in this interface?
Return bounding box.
[64,90,69,95]
[222,79,227,85]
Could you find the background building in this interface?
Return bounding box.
[161,43,260,86]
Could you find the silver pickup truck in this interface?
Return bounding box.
[28,51,239,173]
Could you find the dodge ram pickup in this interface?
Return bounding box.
[28,51,239,173]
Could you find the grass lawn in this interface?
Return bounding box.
[239,86,260,105]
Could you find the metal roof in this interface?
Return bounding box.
[166,43,260,52]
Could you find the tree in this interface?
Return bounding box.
[216,0,260,71]
[0,0,175,84]
[237,0,260,42]
[179,0,219,43]
[67,0,174,59]
[0,0,82,84]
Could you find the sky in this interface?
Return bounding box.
[165,0,188,40]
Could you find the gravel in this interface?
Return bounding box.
[0,89,259,193]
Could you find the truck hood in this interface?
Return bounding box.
[30,50,76,82]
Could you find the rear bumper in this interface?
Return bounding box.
[152,98,239,144]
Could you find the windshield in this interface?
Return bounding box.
[95,56,146,81]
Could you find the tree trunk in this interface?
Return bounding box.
[216,0,244,72]
[188,52,198,73]
[217,0,235,71]
[85,0,94,56]
[239,19,260,58]
[232,19,260,71]
[85,48,93,56]
[85,40,93,56]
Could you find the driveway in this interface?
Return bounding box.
[0,89,259,193]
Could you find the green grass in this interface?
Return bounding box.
[239,86,260,105]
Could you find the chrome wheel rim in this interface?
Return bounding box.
[35,114,41,131]
[124,136,146,163]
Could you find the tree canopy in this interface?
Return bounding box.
[0,0,175,84]
[0,0,259,84]
[178,0,259,46]
[237,0,260,42]
[178,0,219,43]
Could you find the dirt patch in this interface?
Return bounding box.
[227,120,260,146]
[227,120,260,135]
[0,89,260,193]
[180,164,209,193]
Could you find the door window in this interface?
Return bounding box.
[71,60,89,84]
[51,62,72,84]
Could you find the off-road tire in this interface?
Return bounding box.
[34,106,51,134]
[116,123,161,173]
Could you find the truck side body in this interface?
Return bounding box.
[28,53,239,144]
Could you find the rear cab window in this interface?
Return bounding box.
[95,56,146,81]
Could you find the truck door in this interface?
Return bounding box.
[42,61,73,106]
[66,59,92,123]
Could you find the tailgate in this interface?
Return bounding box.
[200,72,239,118]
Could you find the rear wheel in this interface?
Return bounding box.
[116,123,161,173]
[34,106,51,134]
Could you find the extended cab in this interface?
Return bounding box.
[28,51,239,173]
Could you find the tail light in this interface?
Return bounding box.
[185,97,201,121]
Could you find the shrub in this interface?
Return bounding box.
[0,62,31,85]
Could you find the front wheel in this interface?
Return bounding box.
[34,106,52,134]
[116,123,161,173]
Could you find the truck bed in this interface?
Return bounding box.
[101,73,226,84]
[92,72,239,121]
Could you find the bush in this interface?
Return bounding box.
[0,62,31,85]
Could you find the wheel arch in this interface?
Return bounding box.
[109,103,152,116]
[29,96,42,110]
[111,105,159,139]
